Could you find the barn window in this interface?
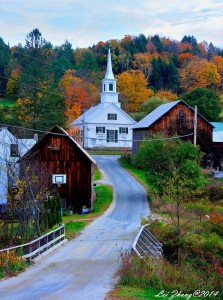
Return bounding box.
[108,113,117,120]
[50,137,61,151]
[177,110,186,128]
[10,144,19,157]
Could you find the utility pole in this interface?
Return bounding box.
[194,105,197,146]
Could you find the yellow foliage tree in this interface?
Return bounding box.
[117,70,154,112]
[180,59,221,92]
[156,90,178,102]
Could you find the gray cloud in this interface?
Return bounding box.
[0,0,222,48]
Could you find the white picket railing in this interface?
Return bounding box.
[0,224,65,261]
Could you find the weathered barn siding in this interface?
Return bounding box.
[133,101,213,156]
[20,126,95,213]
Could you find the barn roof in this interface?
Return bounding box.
[132,100,214,130]
[20,125,96,164]
[211,122,223,143]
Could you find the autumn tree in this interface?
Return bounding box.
[117,70,154,112]
[155,90,178,102]
[182,87,222,121]
[6,67,21,99]
[133,53,153,80]
[59,70,99,126]
[180,59,221,92]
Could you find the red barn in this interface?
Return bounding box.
[132,100,214,158]
[20,125,96,213]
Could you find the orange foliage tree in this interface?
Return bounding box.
[117,70,154,112]
[178,53,194,67]
[6,68,21,99]
[180,59,221,92]
[156,90,178,102]
[212,55,223,76]
[133,53,153,80]
[59,70,99,126]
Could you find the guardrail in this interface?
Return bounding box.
[0,224,65,261]
[132,224,163,259]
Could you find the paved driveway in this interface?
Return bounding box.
[0,155,149,300]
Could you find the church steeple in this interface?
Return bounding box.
[104,48,114,80]
[100,48,120,108]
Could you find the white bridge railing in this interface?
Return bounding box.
[132,224,163,259]
[0,224,65,261]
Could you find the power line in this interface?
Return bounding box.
[0,122,194,143]
[0,43,68,74]
[0,75,64,98]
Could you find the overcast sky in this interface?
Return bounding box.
[1,0,223,49]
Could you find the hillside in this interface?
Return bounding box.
[0,30,223,130]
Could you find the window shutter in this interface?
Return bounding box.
[107,114,110,120]
[119,127,121,134]
[96,127,98,133]
[115,114,117,120]
[126,127,128,134]
[107,130,109,142]
[115,130,118,143]
[103,127,105,133]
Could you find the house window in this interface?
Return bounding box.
[104,84,106,92]
[119,127,128,134]
[109,83,113,91]
[10,144,19,157]
[108,113,117,120]
[107,130,118,143]
[96,126,105,133]
[177,110,186,128]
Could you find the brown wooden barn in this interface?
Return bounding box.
[132,100,214,159]
[20,125,96,213]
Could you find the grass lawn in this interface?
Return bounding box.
[107,285,204,300]
[0,99,15,107]
[118,157,152,192]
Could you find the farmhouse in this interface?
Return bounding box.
[20,125,96,213]
[70,49,136,149]
[0,127,36,211]
[132,100,214,157]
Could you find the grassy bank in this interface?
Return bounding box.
[109,156,223,300]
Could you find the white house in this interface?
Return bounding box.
[0,127,36,210]
[70,49,136,148]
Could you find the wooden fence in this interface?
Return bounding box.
[0,224,65,261]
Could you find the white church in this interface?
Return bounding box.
[70,49,136,149]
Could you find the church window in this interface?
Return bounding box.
[119,127,128,134]
[96,127,105,133]
[108,113,117,120]
[109,83,113,91]
[107,130,118,143]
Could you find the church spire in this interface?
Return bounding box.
[100,48,120,108]
[104,48,114,79]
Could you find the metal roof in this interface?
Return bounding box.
[132,100,214,129]
[211,122,223,143]
[132,100,181,129]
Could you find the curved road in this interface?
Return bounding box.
[0,155,149,300]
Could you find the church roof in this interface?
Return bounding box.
[70,103,136,126]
